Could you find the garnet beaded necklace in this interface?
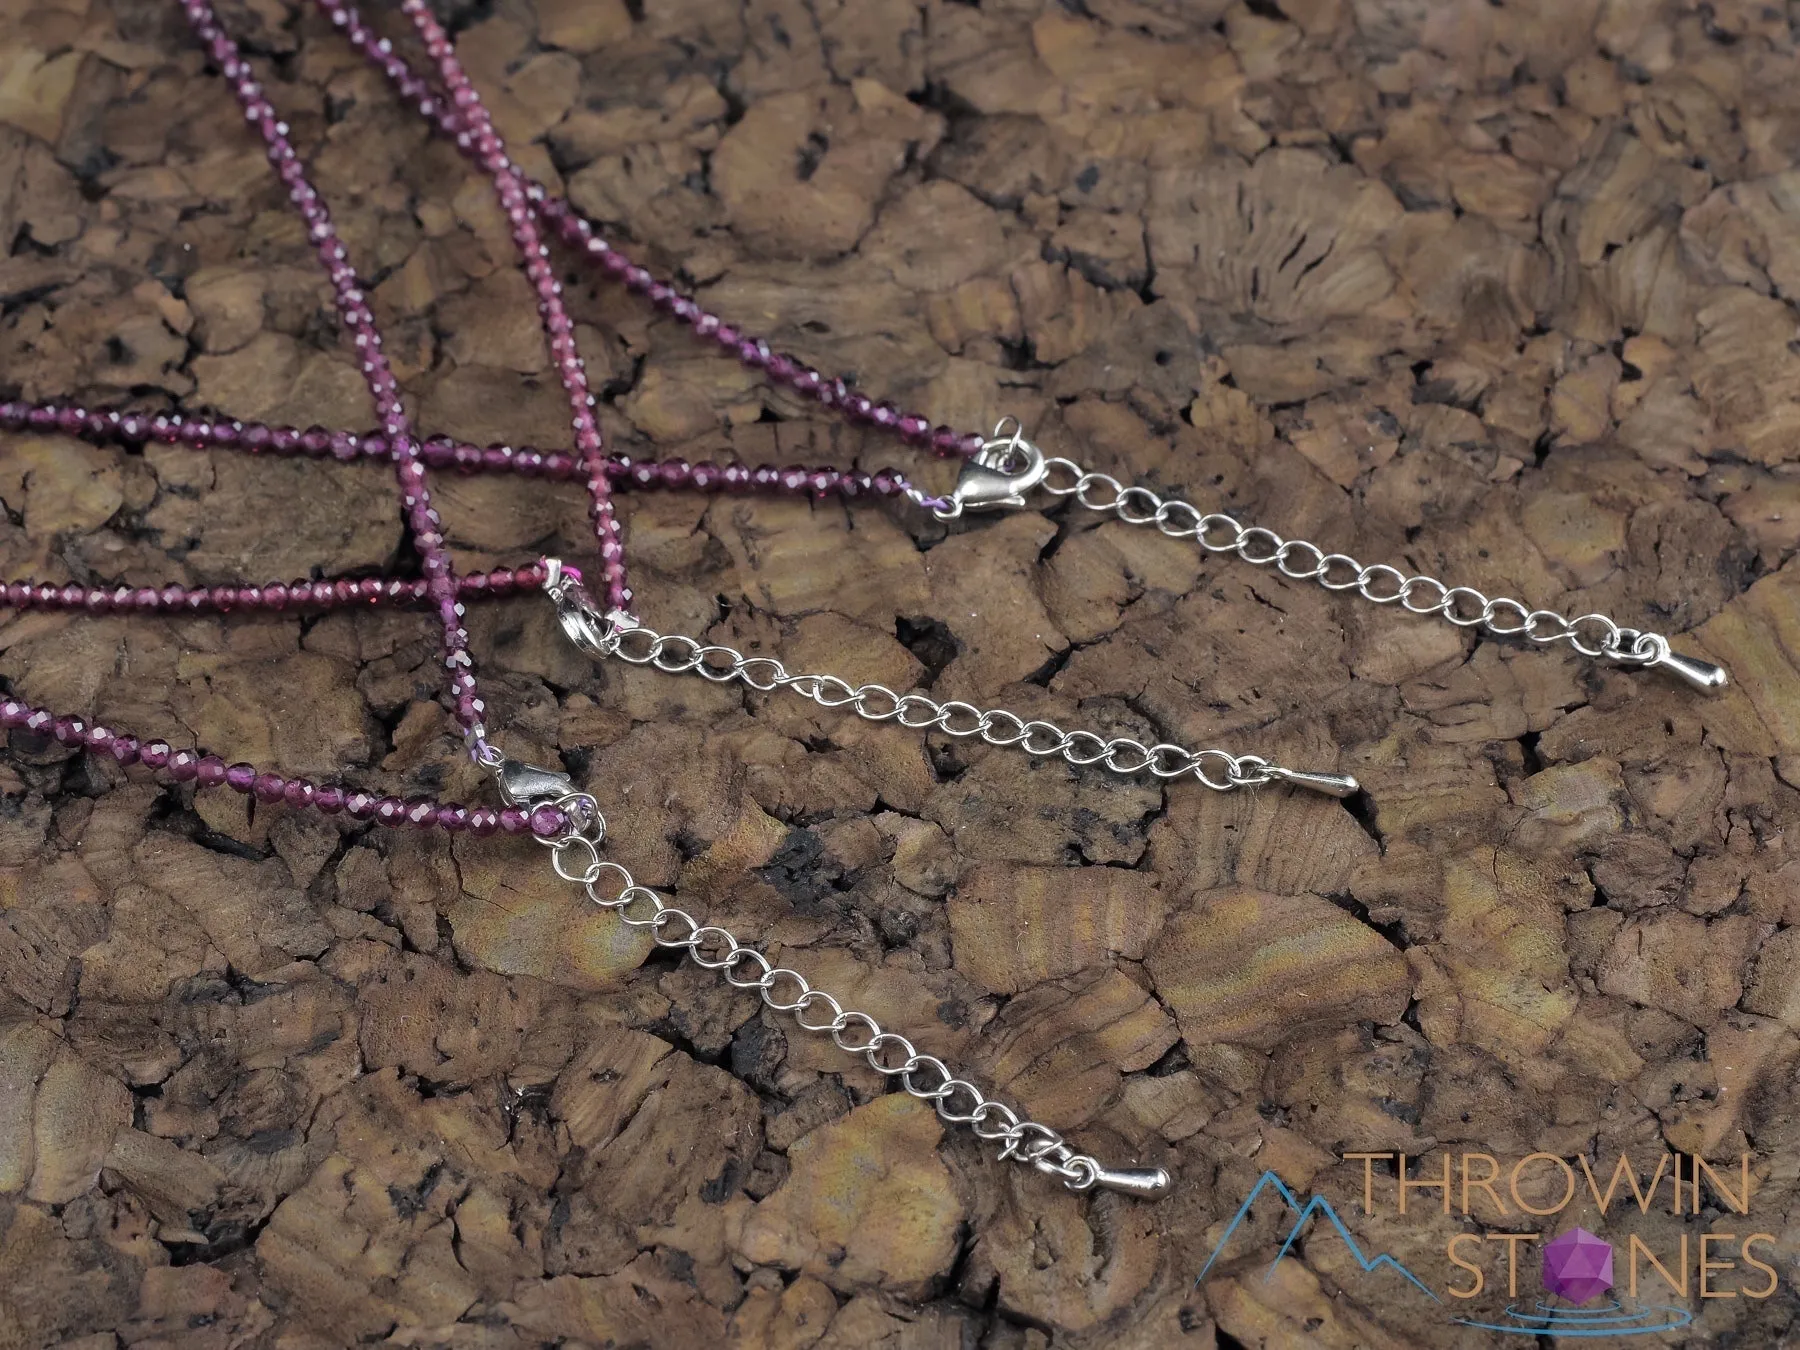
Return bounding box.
[2,0,1731,1200]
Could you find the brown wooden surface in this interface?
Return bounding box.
[3,1,1800,1346]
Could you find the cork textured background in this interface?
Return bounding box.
[3,0,1800,1346]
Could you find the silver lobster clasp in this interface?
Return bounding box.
[940,418,1048,518]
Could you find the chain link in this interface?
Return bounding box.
[571,618,1299,792]
[539,803,1137,1194]
[1036,457,1694,671]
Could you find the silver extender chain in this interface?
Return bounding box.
[510,774,1170,1199]
[936,423,1729,695]
[541,566,1358,799]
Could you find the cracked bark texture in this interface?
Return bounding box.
[3,0,1800,1346]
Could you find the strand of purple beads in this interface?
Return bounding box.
[316,0,990,462]
[0,696,566,837]
[400,0,633,617]
[180,0,497,760]
[0,400,935,502]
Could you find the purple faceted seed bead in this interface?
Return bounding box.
[166,749,201,781]
[528,803,566,838]
[139,739,172,769]
[195,756,228,787]
[251,772,286,802]
[224,762,257,792]
[498,807,529,834]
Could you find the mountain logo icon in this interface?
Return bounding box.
[1195,1169,1439,1301]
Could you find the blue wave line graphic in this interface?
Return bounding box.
[1452,1303,1694,1337]
[1194,1170,1438,1302]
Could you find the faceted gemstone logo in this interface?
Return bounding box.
[1542,1228,1614,1304]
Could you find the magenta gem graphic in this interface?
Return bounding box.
[1542,1227,1615,1304]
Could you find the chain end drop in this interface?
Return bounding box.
[1646,645,1729,694]
[1265,766,1361,798]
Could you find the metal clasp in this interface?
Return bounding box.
[496,759,576,806]
[541,557,637,658]
[939,418,1047,519]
